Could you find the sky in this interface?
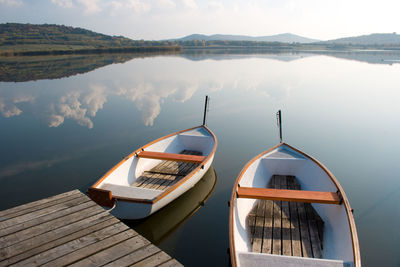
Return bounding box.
[0,0,399,41]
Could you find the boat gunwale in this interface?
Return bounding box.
[229,142,360,267]
[89,125,218,205]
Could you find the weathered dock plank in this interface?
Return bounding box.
[0,190,183,267]
[14,222,129,266]
[0,190,81,223]
[103,244,160,267]
[158,259,184,267]
[0,200,95,238]
[67,234,150,267]
[0,194,90,230]
[0,190,80,219]
[0,216,118,266]
[130,251,173,267]
[0,205,106,249]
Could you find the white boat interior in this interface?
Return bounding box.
[232,144,356,266]
[96,127,215,201]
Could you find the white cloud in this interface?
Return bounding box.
[48,114,65,127]
[83,84,107,116]
[116,79,203,126]
[157,0,175,8]
[117,83,169,126]
[56,91,93,128]
[13,95,35,103]
[0,0,399,40]
[0,55,306,128]
[0,0,22,7]
[127,0,150,13]
[45,84,108,128]
[110,0,123,10]
[207,1,223,11]
[77,0,101,14]
[51,0,73,8]
[0,100,22,118]
[172,84,198,103]
[181,0,197,9]
[0,94,34,118]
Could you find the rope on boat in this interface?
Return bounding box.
[107,199,117,212]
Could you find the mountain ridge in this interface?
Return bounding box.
[323,33,400,45]
[170,33,320,43]
[2,23,400,57]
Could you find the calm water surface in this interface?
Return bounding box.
[1,52,400,266]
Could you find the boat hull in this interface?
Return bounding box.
[89,125,217,220]
[229,143,360,267]
[110,154,214,219]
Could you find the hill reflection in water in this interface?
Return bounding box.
[1,50,399,129]
[1,50,400,83]
[0,52,178,82]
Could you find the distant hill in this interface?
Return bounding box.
[324,33,400,45]
[0,23,137,47]
[0,23,180,56]
[172,33,320,44]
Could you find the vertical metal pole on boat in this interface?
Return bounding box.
[202,95,209,126]
[276,110,282,143]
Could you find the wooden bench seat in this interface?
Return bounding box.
[132,150,203,191]
[237,187,341,204]
[246,175,325,258]
[137,151,206,164]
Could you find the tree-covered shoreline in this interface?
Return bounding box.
[1,23,399,57]
[0,23,181,56]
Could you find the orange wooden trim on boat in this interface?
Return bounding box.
[229,143,281,267]
[89,125,217,206]
[91,125,202,188]
[137,151,206,164]
[281,143,361,266]
[87,187,115,208]
[229,142,361,267]
[237,187,341,204]
[151,125,218,204]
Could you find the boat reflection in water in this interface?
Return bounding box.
[124,167,217,245]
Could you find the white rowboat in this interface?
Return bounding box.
[229,143,360,267]
[88,125,217,219]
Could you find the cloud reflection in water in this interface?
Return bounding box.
[0,54,304,128]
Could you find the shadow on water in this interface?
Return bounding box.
[123,167,217,245]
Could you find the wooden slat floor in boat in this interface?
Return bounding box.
[247,175,324,258]
[132,150,202,191]
[0,190,182,267]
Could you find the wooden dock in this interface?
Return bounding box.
[0,190,183,267]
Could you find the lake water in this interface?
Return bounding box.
[1,51,400,266]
